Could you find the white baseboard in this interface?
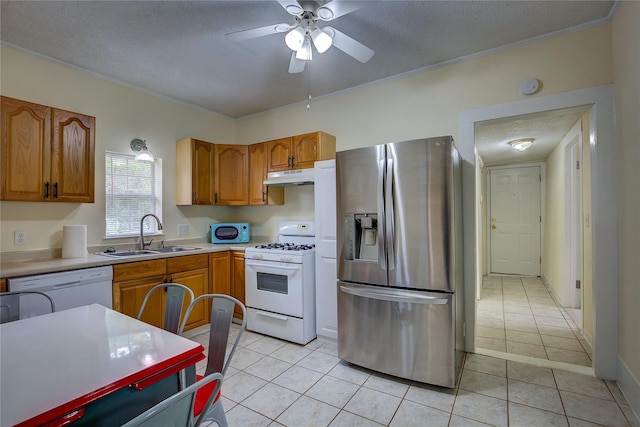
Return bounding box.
[618,356,640,424]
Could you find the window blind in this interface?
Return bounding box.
[105,152,159,237]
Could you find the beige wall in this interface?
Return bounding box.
[543,139,566,299]
[612,0,640,400]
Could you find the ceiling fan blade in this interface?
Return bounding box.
[324,26,374,63]
[226,23,290,41]
[277,0,304,16]
[316,1,369,21]
[288,52,306,73]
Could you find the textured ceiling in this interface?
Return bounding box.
[475,106,591,166]
[1,1,614,120]
[1,1,614,165]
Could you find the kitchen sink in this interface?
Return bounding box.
[153,246,201,253]
[100,250,160,257]
[98,246,201,257]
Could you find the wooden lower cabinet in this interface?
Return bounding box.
[210,251,231,295]
[112,254,209,332]
[231,251,246,319]
[168,254,209,331]
[209,250,245,320]
[113,275,167,327]
[0,278,7,293]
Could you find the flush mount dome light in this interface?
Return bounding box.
[130,138,155,162]
[508,138,534,152]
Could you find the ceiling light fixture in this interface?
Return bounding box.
[310,27,332,53]
[296,35,313,60]
[130,138,155,162]
[508,138,534,152]
[285,26,305,51]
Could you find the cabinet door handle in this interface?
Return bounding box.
[53,182,58,198]
[214,193,218,203]
[262,191,266,203]
[44,182,50,198]
[291,156,295,167]
[287,156,291,167]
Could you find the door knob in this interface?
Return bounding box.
[491,225,497,229]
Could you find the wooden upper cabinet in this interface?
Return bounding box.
[51,109,95,203]
[266,132,336,172]
[214,144,249,206]
[1,97,51,201]
[176,138,215,205]
[249,142,283,205]
[266,137,294,172]
[1,96,95,203]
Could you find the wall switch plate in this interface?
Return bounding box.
[14,230,26,245]
[177,224,188,236]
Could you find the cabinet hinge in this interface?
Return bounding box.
[576,280,581,289]
[576,160,580,170]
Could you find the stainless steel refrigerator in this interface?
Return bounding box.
[336,136,464,388]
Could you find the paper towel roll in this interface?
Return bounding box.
[62,225,88,258]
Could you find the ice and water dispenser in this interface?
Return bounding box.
[343,213,378,261]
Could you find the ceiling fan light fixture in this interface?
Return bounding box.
[311,27,332,53]
[508,138,534,152]
[285,27,305,51]
[296,37,313,60]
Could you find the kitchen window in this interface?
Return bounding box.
[105,152,163,238]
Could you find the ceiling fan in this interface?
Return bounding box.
[226,0,375,73]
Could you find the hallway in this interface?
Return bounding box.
[476,275,592,367]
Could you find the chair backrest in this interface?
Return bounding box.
[137,283,195,334]
[0,291,56,323]
[179,294,247,376]
[120,371,223,427]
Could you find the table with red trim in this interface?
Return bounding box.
[0,304,205,426]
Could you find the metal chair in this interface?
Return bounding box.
[179,294,247,427]
[120,371,224,427]
[0,291,55,323]
[137,283,194,334]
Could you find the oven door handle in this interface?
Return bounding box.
[245,260,301,271]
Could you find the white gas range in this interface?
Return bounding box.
[244,221,316,345]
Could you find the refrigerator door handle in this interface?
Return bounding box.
[340,285,448,305]
[385,155,396,271]
[378,156,387,270]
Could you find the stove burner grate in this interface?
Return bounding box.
[254,243,315,251]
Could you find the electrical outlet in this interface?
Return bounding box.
[14,230,26,245]
[177,224,188,236]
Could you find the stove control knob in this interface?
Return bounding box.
[252,254,263,259]
[280,255,291,262]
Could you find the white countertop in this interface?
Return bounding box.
[0,304,204,426]
[0,242,258,279]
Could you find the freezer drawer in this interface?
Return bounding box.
[337,282,462,388]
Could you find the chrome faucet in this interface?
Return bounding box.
[140,213,163,250]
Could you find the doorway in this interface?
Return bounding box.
[459,85,618,378]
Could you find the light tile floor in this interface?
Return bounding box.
[188,324,638,426]
[476,275,593,367]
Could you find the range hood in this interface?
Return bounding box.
[263,168,315,186]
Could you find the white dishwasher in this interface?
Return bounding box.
[7,266,113,319]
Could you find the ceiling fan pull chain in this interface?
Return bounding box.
[306,62,312,110]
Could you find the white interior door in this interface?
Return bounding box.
[489,166,541,276]
[565,133,583,309]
